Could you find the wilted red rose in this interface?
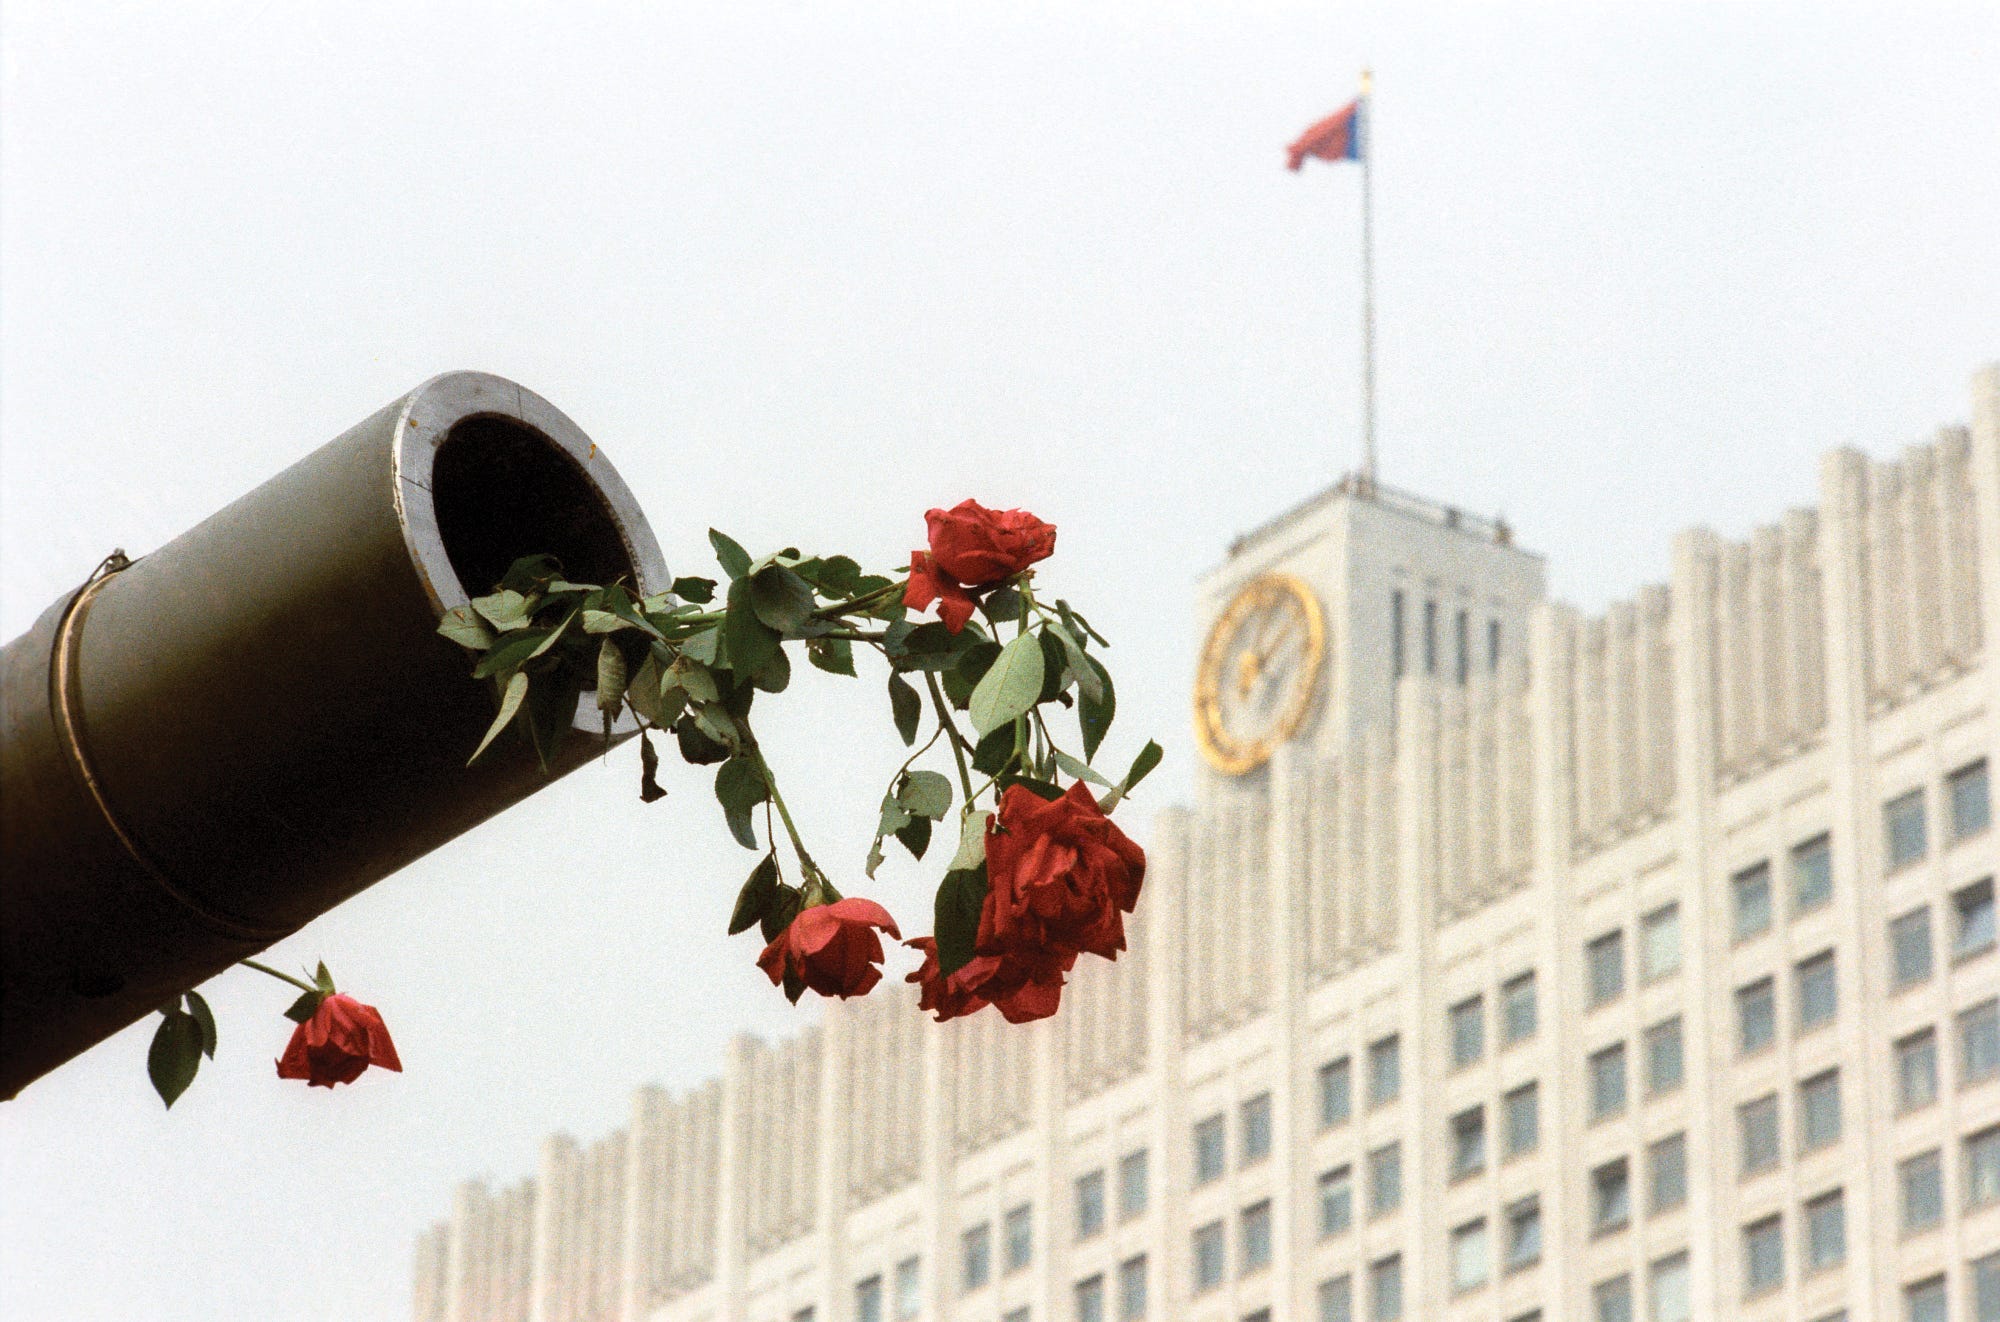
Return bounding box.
[758,897,901,1002]
[904,551,979,633]
[905,937,1075,1024]
[276,993,403,1089]
[925,500,1056,587]
[980,782,1145,962]
[905,936,990,1021]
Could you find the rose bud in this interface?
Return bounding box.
[980,782,1146,963]
[924,500,1057,588]
[275,993,403,1089]
[904,551,980,633]
[758,897,901,1002]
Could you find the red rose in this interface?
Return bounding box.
[905,937,990,1021]
[980,782,1145,963]
[758,897,901,1002]
[925,500,1056,587]
[904,551,979,633]
[276,993,403,1089]
[905,937,1074,1025]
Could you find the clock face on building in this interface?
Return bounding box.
[1194,572,1327,776]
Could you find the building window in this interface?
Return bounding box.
[1003,1203,1032,1274]
[1962,998,2000,1084]
[1593,1273,1633,1322]
[1799,1069,1842,1151]
[1733,861,1773,939]
[1193,1114,1226,1185]
[1504,1196,1541,1271]
[1639,903,1681,982]
[1950,757,1992,840]
[1075,1170,1105,1241]
[1792,833,1834,913]
[1645,1016,1684,1095]
[1803,1188,1845,1272]
[1318,1057,1352,1128]
[1002,1309,1029,1322]
[1954,877,1996,961]
[1503,1081,1539,1157]
[1974,1250,2000,1322]
[1968,1123,2000,1209]
[1117,1255,1147,1321]
[791,1308,815,1322]
[1897,1028,1940,1111]
[1240,1093,1272,1166]
[1743,1214,1784,1296]
[1886,787,1928,870]
[1423,600,1437,676]
[856,1275,883,1322]
[1191,1221,1224,1293]
[1390,590,1406,681]
[961,1223,991,1293]
[1589,1042,1628,1121]
[1074,1274,1104,1322]
[1369,1254,1402,1321]
[1450,607,1467,685]
[1900,1149,1944,1231]
[1650,1252,1691,1322]
[1449,995,1485,1069]
[894,1258,921,1320]
[1318,1274,1352,1322]
[1648,1132,1688,1212]
[1367,1035,1400,1107]
[1488,618,1501,672]
[1891,907,1935,988]
[1450,1218,1488,1293]
[1118,1149,1148,1220]
[1738,977,1776,1055]
[1796,950,1838,1032]
[1501,971,1537,1044]
[1740,1094,1781,1175]
[1591,1156,1631,1233]
[1238,1200,1272,1275]
[1317,1165,1353,1237]
[1586,930,1625,1007]
[1449,1105,1486,1180]
[1905,1275,1946,1322]
[1368,1142,1401,1216]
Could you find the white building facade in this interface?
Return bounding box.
[417,366,2000,1322]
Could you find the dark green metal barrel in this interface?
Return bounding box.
[0,372,666,1098]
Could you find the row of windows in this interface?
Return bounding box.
[1313,1034,1403,1132]
[1734,946,1839,1056]
[1071,1255,1148,1322]
[1388,589,1502,687]
[1899,1123,2000,1232]
[1906,1250,2000,1322]
[1190,1200,1273,1292]
[960,1204,1034,1293]
[1888,757,1992,872]
[1193,1095,1271,1185]
[1587,1131,1690,1234]
[1895,998,2000,1111]
[1891,876,1998,987]
[1586,1016,1684,1122]
[1316,1253,1403,1322]
[1731,834,1835,939]
[1447,970,1538,1071]
[1073,1149,1149,1240]
[1586,902,1685,1010]
[1739,1187,1850,1297]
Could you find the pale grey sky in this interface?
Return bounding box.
[1,3,1994,1319]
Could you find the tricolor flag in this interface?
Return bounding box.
[1286,99,1362,171]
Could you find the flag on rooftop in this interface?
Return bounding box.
[1286,98,1362,171]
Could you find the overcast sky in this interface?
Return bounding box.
[2,3,1995,1319]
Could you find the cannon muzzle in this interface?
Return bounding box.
[0,372,666,1097]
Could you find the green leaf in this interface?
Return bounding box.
[1052,621,1102,702]
[760,886,803,943]
[940,666,975,710]
[315,961,336,994]
[626,654,666,724]
[1053,749,1111,787]
[709,529,752,580]
[933,864,989,976]
[1078,653,1116,761]
[715,756,770,812]
[681,626,724,667]
[752,644,792,694]
[898,769,954,819]
[1098,739,1165,812]
[748,566,818,635]
[806,554,862,596]
[807,637,856,677]
[893,621,972,672]
[672,657,721,705]
[1002,774,1066,801]
[673,575,718,603]
[468,671,531,764]
[437,606,496,651]
[1057,599,1109,647]
[971,723,1015,776]
[864,835,888,880]
[725,802,759,850]
[596,638,630,713]
[724,576,781,679]
[674,714,730,765]
[1036,628,1070,704]
[729,855,781,935]
[981,586,1022,623]
[947,811,990,872]
[954,640,1003,687]
[147,1011,203,1109]
[969,631,1045,736]
[691,702,742,751]
[894,814,933,860]
[284,990,323,1023]
[472,629,551,680]
[877,795,914,835]
[500,554,565,594]
[638,729,668,802]
[471,589,533,632]
[887,673,922,746]
[183,991,218,1059]
[525,667,583,770]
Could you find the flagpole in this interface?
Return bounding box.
[1359,67,1376,491]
